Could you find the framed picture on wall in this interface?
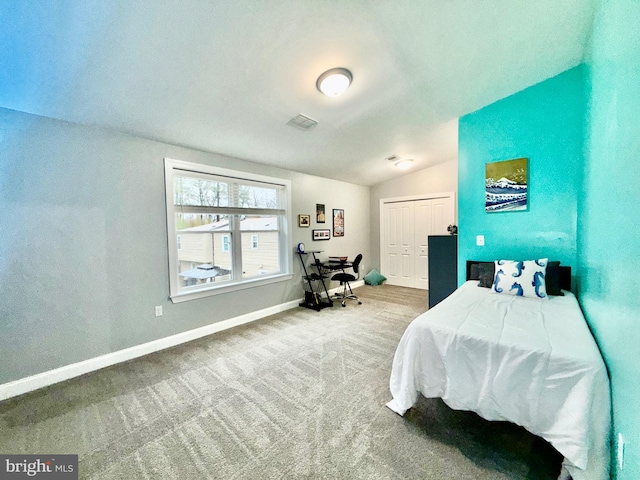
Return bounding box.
[313,229,330,241]
[316,204,326,223]
[298,214,310,227]
[333,209,344,237]
[485,157,528,212]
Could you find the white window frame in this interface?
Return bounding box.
[164,158,292,303]
[222,234,230,253]
[251,234,259,250]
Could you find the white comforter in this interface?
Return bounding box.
[387,281,610,480]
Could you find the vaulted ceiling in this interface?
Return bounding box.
[0,0,597,186]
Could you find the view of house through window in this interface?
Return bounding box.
[165,159,291,301]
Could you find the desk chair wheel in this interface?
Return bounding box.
[340,300,362,307]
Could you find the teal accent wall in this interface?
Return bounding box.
[458,66,586,283]
[580,0,640,478]
[459,2,640,477]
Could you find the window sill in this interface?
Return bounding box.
[170,273,293,303]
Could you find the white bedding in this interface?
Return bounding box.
[387,281,610,480]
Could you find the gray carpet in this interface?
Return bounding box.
[0,285,561,479]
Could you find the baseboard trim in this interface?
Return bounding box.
[326,280,365,297]
[0,282,367,402]
[0,297,302,402]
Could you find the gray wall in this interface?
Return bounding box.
[0,107,370,384]
[368,158,458,271]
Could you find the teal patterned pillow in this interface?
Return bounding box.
[364,268,387,286]
[491,258,548,299]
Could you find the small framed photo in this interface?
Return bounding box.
[316,204,326,223]
[298,214,310,227]
[313,229,330,241]
[333,209,344,237]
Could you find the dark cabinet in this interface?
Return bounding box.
[428,235,458,308]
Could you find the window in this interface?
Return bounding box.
[164,158,292,302]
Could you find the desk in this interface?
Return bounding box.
[296,254,353,311]
[320,260,353,272]
[297,251,333,311]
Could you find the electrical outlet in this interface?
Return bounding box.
[155,306,163,317]
[617,433,624,470]
[476,235,485,246]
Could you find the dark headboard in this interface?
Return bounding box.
[466,260,572,292]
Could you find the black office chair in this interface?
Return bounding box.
[331,254,363,307]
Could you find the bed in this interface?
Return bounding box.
[386,260,611,480]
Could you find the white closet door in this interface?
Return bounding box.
[383,203,401,285]
[383,202,414,288]
[398,202,415,287]
[381,192,455,290]
[431,196,454,235]
[414,200,433,290]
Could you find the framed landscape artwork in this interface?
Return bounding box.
[316,204,326,223]
[485,157,528,212]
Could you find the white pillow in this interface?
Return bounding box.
[491,258,548,299]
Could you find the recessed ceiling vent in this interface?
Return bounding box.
[287,113,318,131]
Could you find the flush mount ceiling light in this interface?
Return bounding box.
[316,68,353,97]
[395,159,414,170]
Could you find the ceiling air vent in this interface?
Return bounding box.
[287,113,318,131]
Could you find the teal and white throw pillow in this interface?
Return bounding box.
[491,258,548,299]
[363,268,387,286]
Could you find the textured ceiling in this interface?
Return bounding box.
[0,0,597,186]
